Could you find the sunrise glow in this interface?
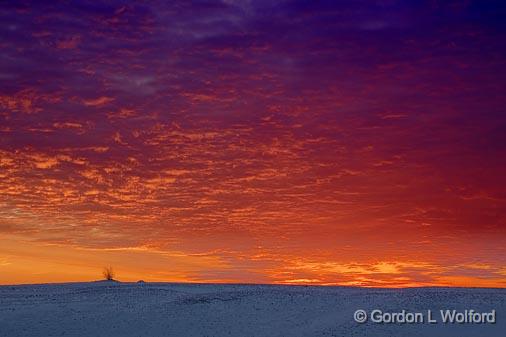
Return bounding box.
[1,1,505,287]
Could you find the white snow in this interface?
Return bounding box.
[0,282,504,336]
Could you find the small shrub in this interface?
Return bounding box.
[102,266,115,281]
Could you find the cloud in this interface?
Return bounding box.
[56,35,81,49]
[0,0,505,286]
[83,97,115,106]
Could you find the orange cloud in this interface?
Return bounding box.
[83,96,115,106]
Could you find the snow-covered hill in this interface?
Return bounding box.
[0,282,504,336]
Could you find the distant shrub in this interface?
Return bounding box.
[102,266,115,281]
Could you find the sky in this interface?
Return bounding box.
[0,0,505,287]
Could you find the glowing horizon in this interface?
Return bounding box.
[1,1,505,287]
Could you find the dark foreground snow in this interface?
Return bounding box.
[0,282,504,337]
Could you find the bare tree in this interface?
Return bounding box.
[102,266,115,281]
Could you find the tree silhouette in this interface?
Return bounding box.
[102,266,115,281]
